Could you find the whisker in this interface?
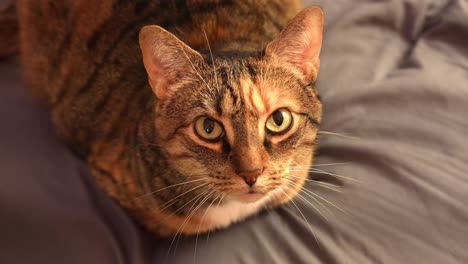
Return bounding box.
[202,28,220,94]
[318,131,360,140]
[301,187,350,216]
[279,188,320,246]
[313,162,352,167]
[194,192,220,262]
[288,167,360,183]
[178,41,213,91]
[206,194,224,245]
[166,187,213,258]
[135,142,164,148]
[285,179,342,216]
[289,162,352,169]
[165,188,212,218]
[173,189,214,256]
[131,177,208,201]
[158,182,211,212]
[310,168,361,183]
[284,180,330,221]
[287,174,342,192]
[260,40,265,94]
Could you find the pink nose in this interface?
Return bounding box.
[239,168,263,187]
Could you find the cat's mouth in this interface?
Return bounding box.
[236,192,263,203]
[231,187,266,203]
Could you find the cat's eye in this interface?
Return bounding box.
[194,117,224,142]
[265,108,293,134]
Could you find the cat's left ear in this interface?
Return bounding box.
[265,6,324,83]
[139,25,204,100]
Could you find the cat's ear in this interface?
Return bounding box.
[139,26,203,99]
[265,6,324,83]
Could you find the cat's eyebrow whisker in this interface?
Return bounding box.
[287,174,342,192]
[178,42,213,91]
[130,177,208,201]
[318,130,360,140]
[202,27,221,95]
[136,142,164,148]
[260,40,265,92]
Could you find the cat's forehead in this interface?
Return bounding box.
[209,56,305,119]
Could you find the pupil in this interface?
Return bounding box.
[273,111,284,126]
[203,118,215,134]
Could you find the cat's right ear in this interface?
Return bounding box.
[139,26,203,100]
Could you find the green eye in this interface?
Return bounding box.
[194,117,224,141]
[265,108,293,134]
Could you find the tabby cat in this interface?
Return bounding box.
[15,0,323,237]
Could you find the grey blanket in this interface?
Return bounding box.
[1,0,467,263]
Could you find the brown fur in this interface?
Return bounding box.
[13,0,323,237]
[0,2,18,58]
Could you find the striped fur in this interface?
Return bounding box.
[17,0,323,237]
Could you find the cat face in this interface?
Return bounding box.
[140,7,323,209]
[154,56,321,205]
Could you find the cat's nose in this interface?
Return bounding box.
[239,168,263,187]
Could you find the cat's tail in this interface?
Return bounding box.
[0,1,19,59]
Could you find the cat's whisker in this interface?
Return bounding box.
[318,130,360,140]
[202,28,221,95]
[166,187,212,258]
[284,178,336,216]
[260,40,265,92]
[310,168,361,183]
[170,188,214,257]
[288,166,360,183]
[284,180,330,221]
[279,188,320,246]
[194,192,220,262]
[177,42,213,91]
[164,188,213,219]
[302,187,350,217]
[286,175,352,216]
[206,194,224,245]
[135,142,164,148]
[287,174,342,192]
[158,182,212,211]
[130,177,208,201]
[288,162,352,169]
[313,162,352,167]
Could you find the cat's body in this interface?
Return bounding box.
[14,0,324,237]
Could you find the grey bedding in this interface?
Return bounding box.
[1,0,468,263]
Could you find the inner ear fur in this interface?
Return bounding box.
[139,25,203,100]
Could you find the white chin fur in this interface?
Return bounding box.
[202,195,269,230]
[201,186,287,230]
